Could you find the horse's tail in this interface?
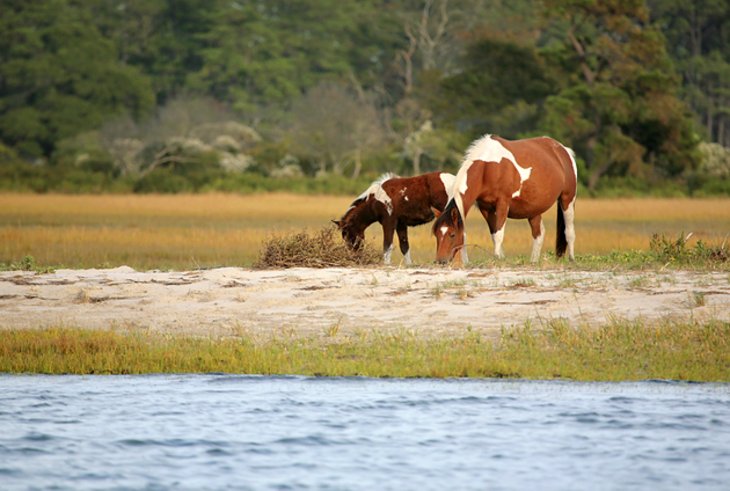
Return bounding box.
[556,199,567,258]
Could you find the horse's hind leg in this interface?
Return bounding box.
[528,215,545,263]
[561,195,576,261]
[396,222,412,265]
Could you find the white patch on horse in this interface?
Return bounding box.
[404,250,412,265]
[564,196,577,260]
[439,173,456,199]
[491,224,506,259]
[354,173,396,216]
[440,226,449,237]
[383,243,394,264]
[531,220,545,263]
[453,135,531,215]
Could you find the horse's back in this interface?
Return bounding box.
[381,172,452,226]
[495,136,575,193]
[483,136,575,218]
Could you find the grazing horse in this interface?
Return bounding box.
[334,172,456,265]
[432,134,577,264]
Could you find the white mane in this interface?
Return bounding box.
[354,173,397,202]
[347,172,398,215]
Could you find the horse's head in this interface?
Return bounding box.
[332,219,365,251]
[432,202,464,264]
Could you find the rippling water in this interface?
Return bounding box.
[1,375,729,490]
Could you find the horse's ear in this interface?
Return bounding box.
[450,206,460,224]
[431,206,441,218]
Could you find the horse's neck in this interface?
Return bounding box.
[455,166,484,218]
[347,201,379,229]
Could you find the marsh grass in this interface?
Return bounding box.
[2,194,730,270]
[2,320,728,381]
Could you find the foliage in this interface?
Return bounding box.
[686,142,730,195]
[649,232,728,264]
[437,37,556,137]
[0,0,154,158]
[649,0,730,146]
[539,0,700,190]
[0,255,54,273]
[288,83,387,177]
[0,0,727,195]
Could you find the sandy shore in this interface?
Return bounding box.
[1,266,728,339]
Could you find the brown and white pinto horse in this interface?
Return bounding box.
[432,134,577,264]
[334,171,456,265]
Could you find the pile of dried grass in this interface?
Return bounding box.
[255,226,381,268]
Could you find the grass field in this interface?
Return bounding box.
[1,320,728,380]
[2,193,728,380]
[1,193,728,270]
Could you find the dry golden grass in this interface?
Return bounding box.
[1,193,729,269]
[255,227,381,268]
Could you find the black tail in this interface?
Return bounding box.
[556,199,567,258]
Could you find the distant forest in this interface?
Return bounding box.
[1,0,729,195]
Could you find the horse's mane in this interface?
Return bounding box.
[459,134,493,171]
[338,172,398,225]
[450,134,494,218]
[347,172,398,208]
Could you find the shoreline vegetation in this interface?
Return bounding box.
[1,320,728,381]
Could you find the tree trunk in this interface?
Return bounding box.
[412,148,422,176]
[351,148,362,179]
[707,105,714,142]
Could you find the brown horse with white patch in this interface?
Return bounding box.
[432,134,577,264]
[334,172,456,265]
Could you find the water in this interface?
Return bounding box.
[1,376,729,491]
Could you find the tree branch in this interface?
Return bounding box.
[567,27,596,85]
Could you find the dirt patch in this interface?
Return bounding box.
[1,266,728,339]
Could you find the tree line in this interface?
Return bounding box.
[1,0,729,195]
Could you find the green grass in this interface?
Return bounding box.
[2,319,728,381]
[0,254,55,273]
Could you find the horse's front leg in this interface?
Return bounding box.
[528,215,545,263]
[395,222,412,265]
[381,218,396,265]
[481,202,508,259]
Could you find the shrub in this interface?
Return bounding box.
[255,226,381,268]
[649,232,727,264]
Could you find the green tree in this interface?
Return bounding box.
[539,0,699,190]
[0,0,154,158]
[437,37,557,138]
[649,0,730,146]
[185,0,400,115]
